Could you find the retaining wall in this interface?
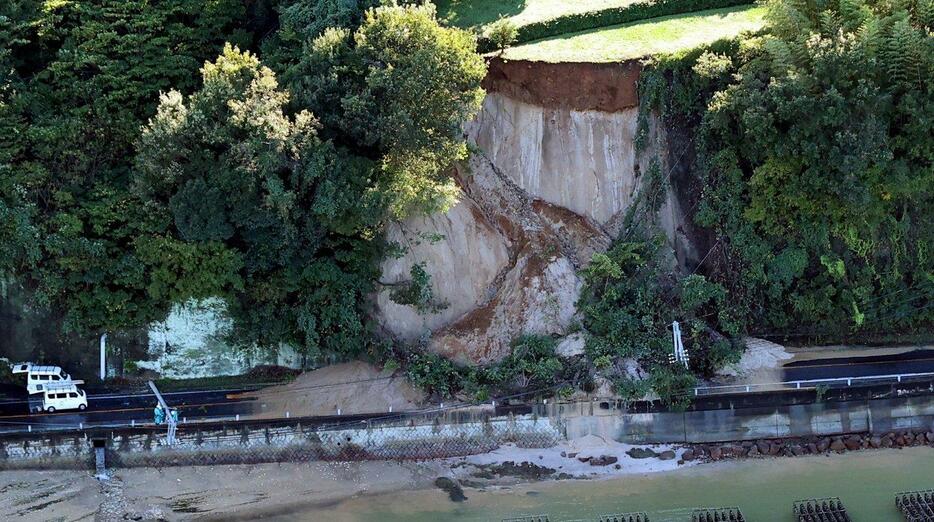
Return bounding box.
[0,413,562,470]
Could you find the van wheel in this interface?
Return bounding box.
[79,404,86,411]
[46,406,56,413]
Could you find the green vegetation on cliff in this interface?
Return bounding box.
[574,0,932,405]
[0,1,485,363]
[630,0,933,342]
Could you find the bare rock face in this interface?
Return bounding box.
[555,333,586,358]
[466,93,643,226]
[430,252,581,364]
[373,152,603,364]
[374,198,510,342]
[374,81,678,364]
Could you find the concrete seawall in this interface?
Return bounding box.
[3,393,934,470]
[0,413,562,470]
[561,395,934,444]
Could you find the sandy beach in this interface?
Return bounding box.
[0,435,688,521]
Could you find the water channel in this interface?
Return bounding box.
[277,446,933,521]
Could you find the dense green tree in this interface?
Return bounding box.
[135,1,485,360]
[694,0,933,336]
[1,0,484,365]
[577,233,737,405]
[135,45,383,358]
[280,2,486,217]
[0,1,249,333]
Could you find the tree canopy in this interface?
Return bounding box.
[696,0,933,335]
[636,0,933,345]
[0,1,486,362]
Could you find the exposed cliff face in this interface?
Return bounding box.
[374,197,511,343]
[373,59,688,364]
[467,93,643,226]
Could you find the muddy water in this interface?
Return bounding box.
[274,447,934,521]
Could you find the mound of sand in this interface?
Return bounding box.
[718,337,792,383]
[241,361,425,418]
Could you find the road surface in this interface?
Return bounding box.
[782,349,934,381]
[0,387,255,434]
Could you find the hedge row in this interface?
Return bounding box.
[477,0,755,53]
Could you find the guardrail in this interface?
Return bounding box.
[693,371,934,396]
[0,400,533,437]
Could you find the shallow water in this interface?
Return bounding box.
[271,447,934,521]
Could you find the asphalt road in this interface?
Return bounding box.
[782,349,934,381]
[0,388,256,434]
[2,350,931,435]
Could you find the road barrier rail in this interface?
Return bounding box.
[692,371,934,397]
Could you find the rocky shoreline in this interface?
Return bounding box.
[682,429,934,463]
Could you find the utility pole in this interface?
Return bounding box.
[148,380,177,445]
[671,321,689,369]
[99,333,107,380]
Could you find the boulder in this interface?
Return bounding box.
[709,447,722,461]
[681,449,696,461]
[830,439,846,453]
[869,436,882,448]
[626,447,658,459]
[589,455,619,466]
[844,437,861,451]
[658,450,677,461]
[817,438,831,452]
[555,333,586,358]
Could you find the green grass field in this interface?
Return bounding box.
[435,0,641,29]
[499,5,765,62]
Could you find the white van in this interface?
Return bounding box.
[34,382,88,413]
[10,364,73,394]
